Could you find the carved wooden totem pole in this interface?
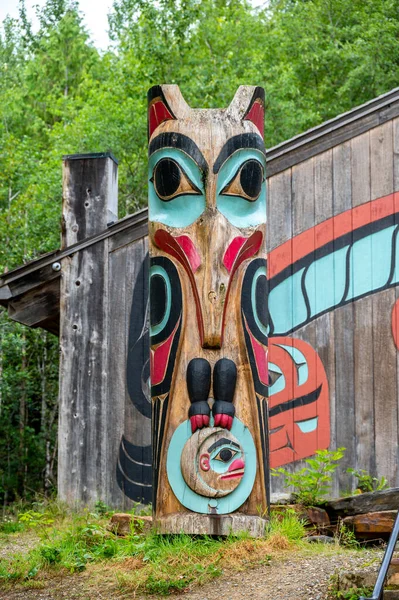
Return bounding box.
[148,85,268,535]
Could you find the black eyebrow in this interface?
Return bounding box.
[213,133,266,174]
[149,132,208,173]
[208,438,240,453]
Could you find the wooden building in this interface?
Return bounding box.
[1,88,399,507]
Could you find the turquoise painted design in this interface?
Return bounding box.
[216,149,266,227]
[296,417,318,433]
[268,267,308,335]
[269,224,399,336]
[347,226,396,300]
[268,362,285,396]
[149,264,171,337]
[251,266,268,337]
[167,417,257,514]
[277,344,308,386]
[148,148,205,227]
[305,246,349,315]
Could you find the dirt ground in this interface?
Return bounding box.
[1,547,383,600]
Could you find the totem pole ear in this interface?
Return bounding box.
[147,84,191,139]
[226,86,265,138]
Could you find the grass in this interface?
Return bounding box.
[0,498,373,598]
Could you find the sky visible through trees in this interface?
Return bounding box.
[0,0,399,503]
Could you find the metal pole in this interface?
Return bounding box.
[360,509,399,600]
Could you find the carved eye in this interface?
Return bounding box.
[221,159,264,201]
[152,158,201,201]
[213,447,238,462]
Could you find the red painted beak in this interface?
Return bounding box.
[228,458,245,472]
[220,458,245,480]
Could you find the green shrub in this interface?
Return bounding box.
[272,448,345,506]
[347,468,389,494]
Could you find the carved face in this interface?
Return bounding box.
[180,428,245,498]
[268,337,330,468]
[148,85,266,352]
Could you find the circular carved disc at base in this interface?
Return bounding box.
[167,418,256,514]
[181,427,245,498]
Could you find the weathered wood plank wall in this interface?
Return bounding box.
[268,118,399,495]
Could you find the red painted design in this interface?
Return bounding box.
[223,237,247,272]
[227,458,245,472]
[213,414,233,430]
[175,235,201,272]
[221,230,263,342]
[150,317,181,386]
[190,414,210,434]
[148,100,174,138]
[268,337,330,469]
[269,192,399,279]
[244,100,264,138]
[199,453,210,471]
[155,229,205,346]
[392,298,399,350]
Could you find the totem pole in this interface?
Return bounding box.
[148,85,268,535]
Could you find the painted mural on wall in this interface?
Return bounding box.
[147,84,269,529]
[268,192,399,468]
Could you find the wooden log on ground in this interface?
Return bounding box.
[148,85,269,535]
[343,510,397,539]
[108,514,152,536]
[326,488,399,519]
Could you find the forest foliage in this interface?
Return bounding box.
[0,0,399,503]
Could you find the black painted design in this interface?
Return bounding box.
[212,358,237,419]
[241,258,268,398]
[150,273,167,329]
[117,254,152,503]
[126,254,151,419]
[187,358,211,419]
[256,394,270,511]
[240,160,263,199]
[116,435,152,504]
[152,394,169,512]
[213,133,266,174]
[149,132,208,173]
[268,385,322,418]
[153,158,181,200]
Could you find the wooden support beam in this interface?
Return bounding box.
[148,85,269,535]
[58,153,118,506]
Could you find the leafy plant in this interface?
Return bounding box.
[18,510,54,529]
[335,520,359,549]
[347,468,389,494]
[272,448,345,506]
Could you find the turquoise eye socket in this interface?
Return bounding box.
[149,148,206,227]
[216,149,266,228]
[213,447,238,463]
[210,445,241,473]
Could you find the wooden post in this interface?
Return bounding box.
[58,153,118,505]
[148,85,269,535]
